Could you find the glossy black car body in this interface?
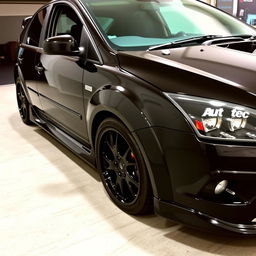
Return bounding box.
[15,0,256,234]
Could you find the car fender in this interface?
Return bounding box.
[87,86,178,199]
[88,85,152,132]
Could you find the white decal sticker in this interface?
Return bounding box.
[202,108,224,117]
[85,85,93,92]
[231,109,249,119]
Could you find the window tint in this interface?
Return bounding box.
[27,7,49,47]
[52,6,83,45]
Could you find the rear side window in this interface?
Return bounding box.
[26,6,50,47]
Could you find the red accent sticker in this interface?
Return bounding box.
[195,120,205,131]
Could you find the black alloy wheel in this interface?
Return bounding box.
[16,84,32,125]
[96,118,152,215]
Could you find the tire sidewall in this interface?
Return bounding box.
[16,83,31,125]
[95,118,152,215]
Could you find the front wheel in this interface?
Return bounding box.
[96,118,152,215]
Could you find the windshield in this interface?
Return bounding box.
[80,0,256,50]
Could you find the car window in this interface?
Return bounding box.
[82,0,256,50]
[51,5,83,46]
[159,6,200,34]
[48,4,100,63]
[96,17,114,33]
[26,7,50,47]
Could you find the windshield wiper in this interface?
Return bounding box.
[202,34,253,46]
[148,35,221,51]
[147,34,250,51]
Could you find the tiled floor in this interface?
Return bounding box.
[1,84,256,256]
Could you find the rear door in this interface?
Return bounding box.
[37,4,87,140]
[17,5,51,108]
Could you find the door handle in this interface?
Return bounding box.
[35,64,45,74]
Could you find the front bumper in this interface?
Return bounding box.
[135,127,256,234]
[154,198,256,235]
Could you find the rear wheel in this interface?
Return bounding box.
[96,118,152,215]
[16,84,32,125]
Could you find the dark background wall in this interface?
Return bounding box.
[0,3,44,62]
[0,16,26,44]
[0,2,46,84]
[0,2,46,44]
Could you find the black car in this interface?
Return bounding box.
[15,0,256,235]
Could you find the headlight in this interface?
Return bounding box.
[164,93,256,141]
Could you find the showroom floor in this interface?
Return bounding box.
[1,84,256,256]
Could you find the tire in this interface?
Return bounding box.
[16,84,32,125]
[96,118,153,215]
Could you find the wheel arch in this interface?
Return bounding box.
[87,88,166,199]
[91,110,118,148]
[88,87,153,146]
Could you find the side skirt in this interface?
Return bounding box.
[30,106,96,168]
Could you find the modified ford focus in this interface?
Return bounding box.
[15,0,256,234]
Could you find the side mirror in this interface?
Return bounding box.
[43,35,80,56]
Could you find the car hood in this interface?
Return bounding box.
[117,44,256,107]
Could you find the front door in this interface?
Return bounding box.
[37,4,87,140]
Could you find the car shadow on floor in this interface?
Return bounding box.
[9,112,256,256]
[165,226,256,255]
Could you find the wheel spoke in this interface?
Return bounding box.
[106,132,117,156]
[122,147,130,160]
[125,180,137,197]
[109,131,118,149]
[117,178,125,196]
[114,176,127,202]
[106,141,114,155]
[103,154,115,170]
[126,173,139,188]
